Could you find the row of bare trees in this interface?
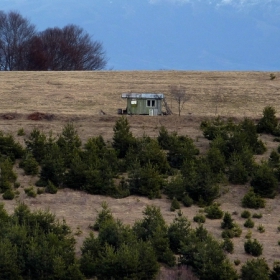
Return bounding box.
[0,11,107,71]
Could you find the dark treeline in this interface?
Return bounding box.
[0,11,107,71]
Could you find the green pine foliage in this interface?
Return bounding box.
[25,128,48,163]
[57,123,82,168]
[181,158,220,205]
[244,218,255,228]
[0,203,84,280]
[126,136,171,174]
[112,116,136,158]
[45,180,58,194]
[241,210,251,218]
[257,106,279,135]
[128,162,164,199]
[0,131,24,161]
[2,188,15,200]
[251,162,278,198]
[222,238,234,253]
[205,203,224,219]
[0,158,17,193]
[170,197,181,211]
[244,239,263,256]
[193,214,206,223]
[19,152,39,175]
[241,258,270,280]
[180,225,238,280]
[168,211,191,254]
[242,188,266,209]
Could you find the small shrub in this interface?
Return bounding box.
[241,258,270,280]
[242,189,265,209]
[2,189,15,200]
[278,240,280,246]
[245,230,252,239]
[182,194,193,207]
[244,218,255,228]
[257,224,265,233]
[221,223,242,239]
[24,186,37,197]
[170,198,180,211]
[193,214,206,223]
[244,239,263,256]
[252,213,263,219]
[269,150,280,167]
[241,210,251,219]
[222,238,234,253]
[205,203,223,219]
[234,259,241,266]
[45,180,58,194]
[17,128,25,136]
[257,106,278,134]
[20,154,39,176]
[221,212,234,229]
[14,182,20,189]
[270,73,276,80]
[37,188,45,195]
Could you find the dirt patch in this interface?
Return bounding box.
[27,112,54,121]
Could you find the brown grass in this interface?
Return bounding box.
[1,71,280,276]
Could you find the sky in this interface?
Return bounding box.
[1,0,280,70]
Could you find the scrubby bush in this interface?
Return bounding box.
[193,214,206,223]
[17,127,25,136]
[251,162,278,198]
[19,153,39,175]
[45,180,58,194]
[221,212,234,229]
[244,218,255,228]
[164,174,185,201]
[0,158,17,193]
[269,150,280,167]
[221,224,242,239]
[24,186,37,197]
[252,213,263,219]
[242,188,265,209]
[257,224,265,233]
[241,258,270,280]
[222,238,234,253]
[271,262,280,280]
[257,106,278,134]
[241,210,251,218]
[205,203,223,219]
[113,117,136,158]
[170,198,180,211]
[182,193,193,207]
[244,239,263,256]
[2,189,15,200]
[128,162,164,199]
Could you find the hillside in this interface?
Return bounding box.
[1,71,280,278]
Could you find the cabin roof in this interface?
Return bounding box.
[121,93,164,99]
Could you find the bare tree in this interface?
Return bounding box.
[169,85,190,116]
[36,24,107,70]
[0,11,36,70]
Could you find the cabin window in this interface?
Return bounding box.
[146,99,156,107]
[131,99,137,105]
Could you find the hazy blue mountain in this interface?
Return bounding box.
[1,0,280,70]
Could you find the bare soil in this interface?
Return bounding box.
[1,71,280,276]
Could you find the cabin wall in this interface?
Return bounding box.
[126,98,162,115]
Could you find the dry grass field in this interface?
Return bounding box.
[1,70,280,277]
